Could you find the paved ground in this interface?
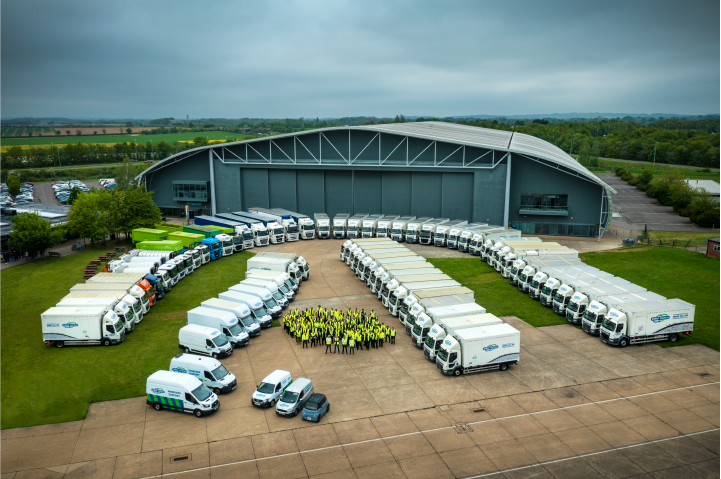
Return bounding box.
[2,239,718,479]
[33,180,102,207]
[598,173,717,233]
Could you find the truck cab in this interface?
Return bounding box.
[376,216,397,238]
[433,220,465,247]
[552,284,574,315]
[582,292,667,336]
[215,234,234,256]
[237,226,256,249]
[516,265,536,292]
[456,226,486,252]
[296,217,315,239]
[436,324,520,376]
[528,272,549,300]
[423,324,448,361]
[314,213,331,239]
[333,214,349,239]
[411,313,433,347]
[200,238,222,260]
[194,245,210,265]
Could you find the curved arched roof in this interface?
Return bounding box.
[138,121,615,194]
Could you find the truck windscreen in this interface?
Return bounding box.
[303,225,314,231]
[437,348,449,362]
[228,323,243,337]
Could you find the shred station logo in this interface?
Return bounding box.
[171,367,187,374]
[650,314,670,323]
[483,344,499,352]
[62,322,79,328]
[151,388,165,394]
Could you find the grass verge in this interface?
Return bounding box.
[431,246,719,351]
[1,241,254,429]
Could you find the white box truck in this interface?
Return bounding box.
[565,281,649,324]
[333,213,350,239]
[482,237,540,264]
[200,298,261,337]
[41,306,125,348]
[245,207,297,242]
[247,256,303,285]
[359,252,421,284]
[57,297,136,333]
[368,255,426,290]
[240,279,290,308]
[412,303,487,346]
[346,213,368,239]
[390,215,416,242]
[382,273,452,308]
[419,218,449,245]
[361,214,384,238]
[188,306,250,347]
[246,269,298,294]
[314,213,331,239]
[404,217,432,244]
[436,324,520,376]
[374,265,438,296]
[353,246,409,275]
[512,250,580,289]
[401,286,475,326]
[348,240,399,264]
[270,209,315,239]
[433,220,467,247]
[68,283,146,322]
[375,215,398,238]
[526,260,592,300]
[600,299,695,347]
[340,237,384,261]
[230,284,282,317]
[581,291,666,336]
[470,228,521,256]
[388,278,461,316]
[253,252,309,281]
[551,273,629,316]
[218,290,273,328]
[537,266,604,306]
[423,313,502,362]
[450,223,487,251]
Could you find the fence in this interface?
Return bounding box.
[607,228,716,252]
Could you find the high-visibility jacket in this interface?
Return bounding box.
[391,329,396,337]
[379,331,385,339]
[349,339,355,347]
[326,337,332,345]
[334,336,340,345]
[341,337,348,345]
[302,332,309,341]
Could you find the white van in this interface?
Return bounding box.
[170,353,237,394]
[146,370,219,418]
[276,378,314,417]
[178,324,233,359]
[200,298,261,337]
[187,306,250,348]
[252,369,292,408]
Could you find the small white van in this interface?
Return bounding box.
[188,306,250,348]
[146,370,219,418]
[170,353,237,394]
[276,378,314,417]
[252,369,292,408]
[178,324,233,359]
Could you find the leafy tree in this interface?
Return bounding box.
[67,186,82,205]
[126,128,132,134]
[67,191,109,243]
[577,142,591,166]
[689,194,720,227]
[8,212,66,256]
[114,159,140,190]
[646,169,684,205]
[126,121,134,127]
[28,131,33,137]
[120,187,162,235]
[637,169,653,185]
[6,175,21,199]
[193,136,209,147]
[119,128,123,134]
[669,181,698,215]
[94,131,97,135]
[102,128,106,135]
[76,130,82,136]
[55,130,60,136]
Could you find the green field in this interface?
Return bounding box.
[0,240,255,430]
[431,246,719,350]
[1,131,254,147]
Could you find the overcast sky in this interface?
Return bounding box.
[2,0,718,119]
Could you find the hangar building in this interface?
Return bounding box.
[137,122,615,238]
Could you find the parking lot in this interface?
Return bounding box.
[2,240,719,479]
[33,180,102,206]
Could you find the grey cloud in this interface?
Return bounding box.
[2,0,718,118]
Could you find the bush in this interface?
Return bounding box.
[615,167,627,177]
[691,208,720,227]
[628,176,639,186]
[620,172,632,181]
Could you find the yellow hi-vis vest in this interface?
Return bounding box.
[326,337,332,345]
[349,339,355,347]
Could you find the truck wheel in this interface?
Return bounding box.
[453,368,462,377]
[668,333,679,342]
[194,409,204,418]
[619,338,629,348]
[293,409,299,417]
[102,338,111,346]
[212,353,219,359]
[153,403,162,411]
[184,347,191,354]
[499,363,508,371]
[55,341,64,348]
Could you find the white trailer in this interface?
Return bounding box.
[600,299,695,347]
[360,214,384,238]
[246,207,297,242]
[245,269,298,295]
[340,237,387,260]
[412,303,487,345]
[41,306,125,348]
[501,245,575,280]
[346,214,369,239]
[253,252,309,281]
[483,237,540,264]
[404,217,432,244]
[69,282,147,321]
[419,218,449,245]
[470,228,521,256]
[246,257,303,285]
[433,220,467,247]
[382,273,452,308]
[333,213,350,239]
[390,215,416,242]
[436,324,520,376]
[57,297,136,333]
[424,313,502,361]
[377,268,440,303]
[565,281,649,325]
[200,298,261,337]
[270,209,315,240]
[354,246,410,276]
[359,252,422,284]
[537,265,604,306]
[526,259,591,300]
[368,255,427,292]
[401,286,475,326]
[511,250,580,288]
[351,243,407,270]
[581,291,667,336]
[388,279,461,316]
[375,215,398,238]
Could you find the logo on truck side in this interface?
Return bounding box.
[171,367,187,374]
[483,344,499,352]
[650,314,670,323]
[151,388,165,394]
[62,322,79,328]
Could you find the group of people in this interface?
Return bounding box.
[282,306,396,354]
[3,249,42,264]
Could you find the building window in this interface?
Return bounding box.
[172,181,209,202]
[714,245,719,252]
[520,194,568,212]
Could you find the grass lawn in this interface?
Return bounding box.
[0,240,255,429]
[430,246,719,351]
[1,131,255,148]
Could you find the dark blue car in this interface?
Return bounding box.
[301,393,329,422]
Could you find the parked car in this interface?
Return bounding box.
[301,393,330,422]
